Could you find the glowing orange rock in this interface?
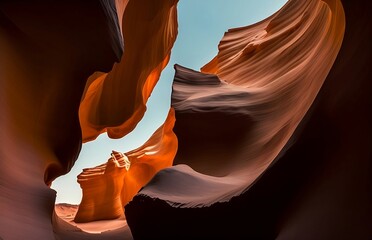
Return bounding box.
[74,151,128,223]
[79,0,179,143]
[75,108,177,222]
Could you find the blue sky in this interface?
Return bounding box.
[52,0,287,204]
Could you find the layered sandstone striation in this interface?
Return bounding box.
[75,109,177,223]
[136,0,346,207]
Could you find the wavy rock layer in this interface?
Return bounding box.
[125,0,372,239]
[140,0,345,206]
[75,109,177,223]
[79,0,178,142]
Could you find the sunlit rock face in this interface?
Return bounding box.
[153,0,346,206]
[74,151,128,223]
[75,109,177,223]
[125,0,372,239]
[135,0,346,208]
[75,0,179,223]
[79,0,178,142]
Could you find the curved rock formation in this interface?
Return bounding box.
[79,0,178,142]
[125,0,372,239]
[136,0,346,206]
[75,108,177,223]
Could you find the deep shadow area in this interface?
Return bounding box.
[173,111,253,176]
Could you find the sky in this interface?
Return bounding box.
[52,0,288,204]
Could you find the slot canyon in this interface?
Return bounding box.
[0,0,371,239]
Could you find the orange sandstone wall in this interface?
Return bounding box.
[79,0,178,142]
[75,109,177,223]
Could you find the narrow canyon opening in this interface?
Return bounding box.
[49,0,288,236]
